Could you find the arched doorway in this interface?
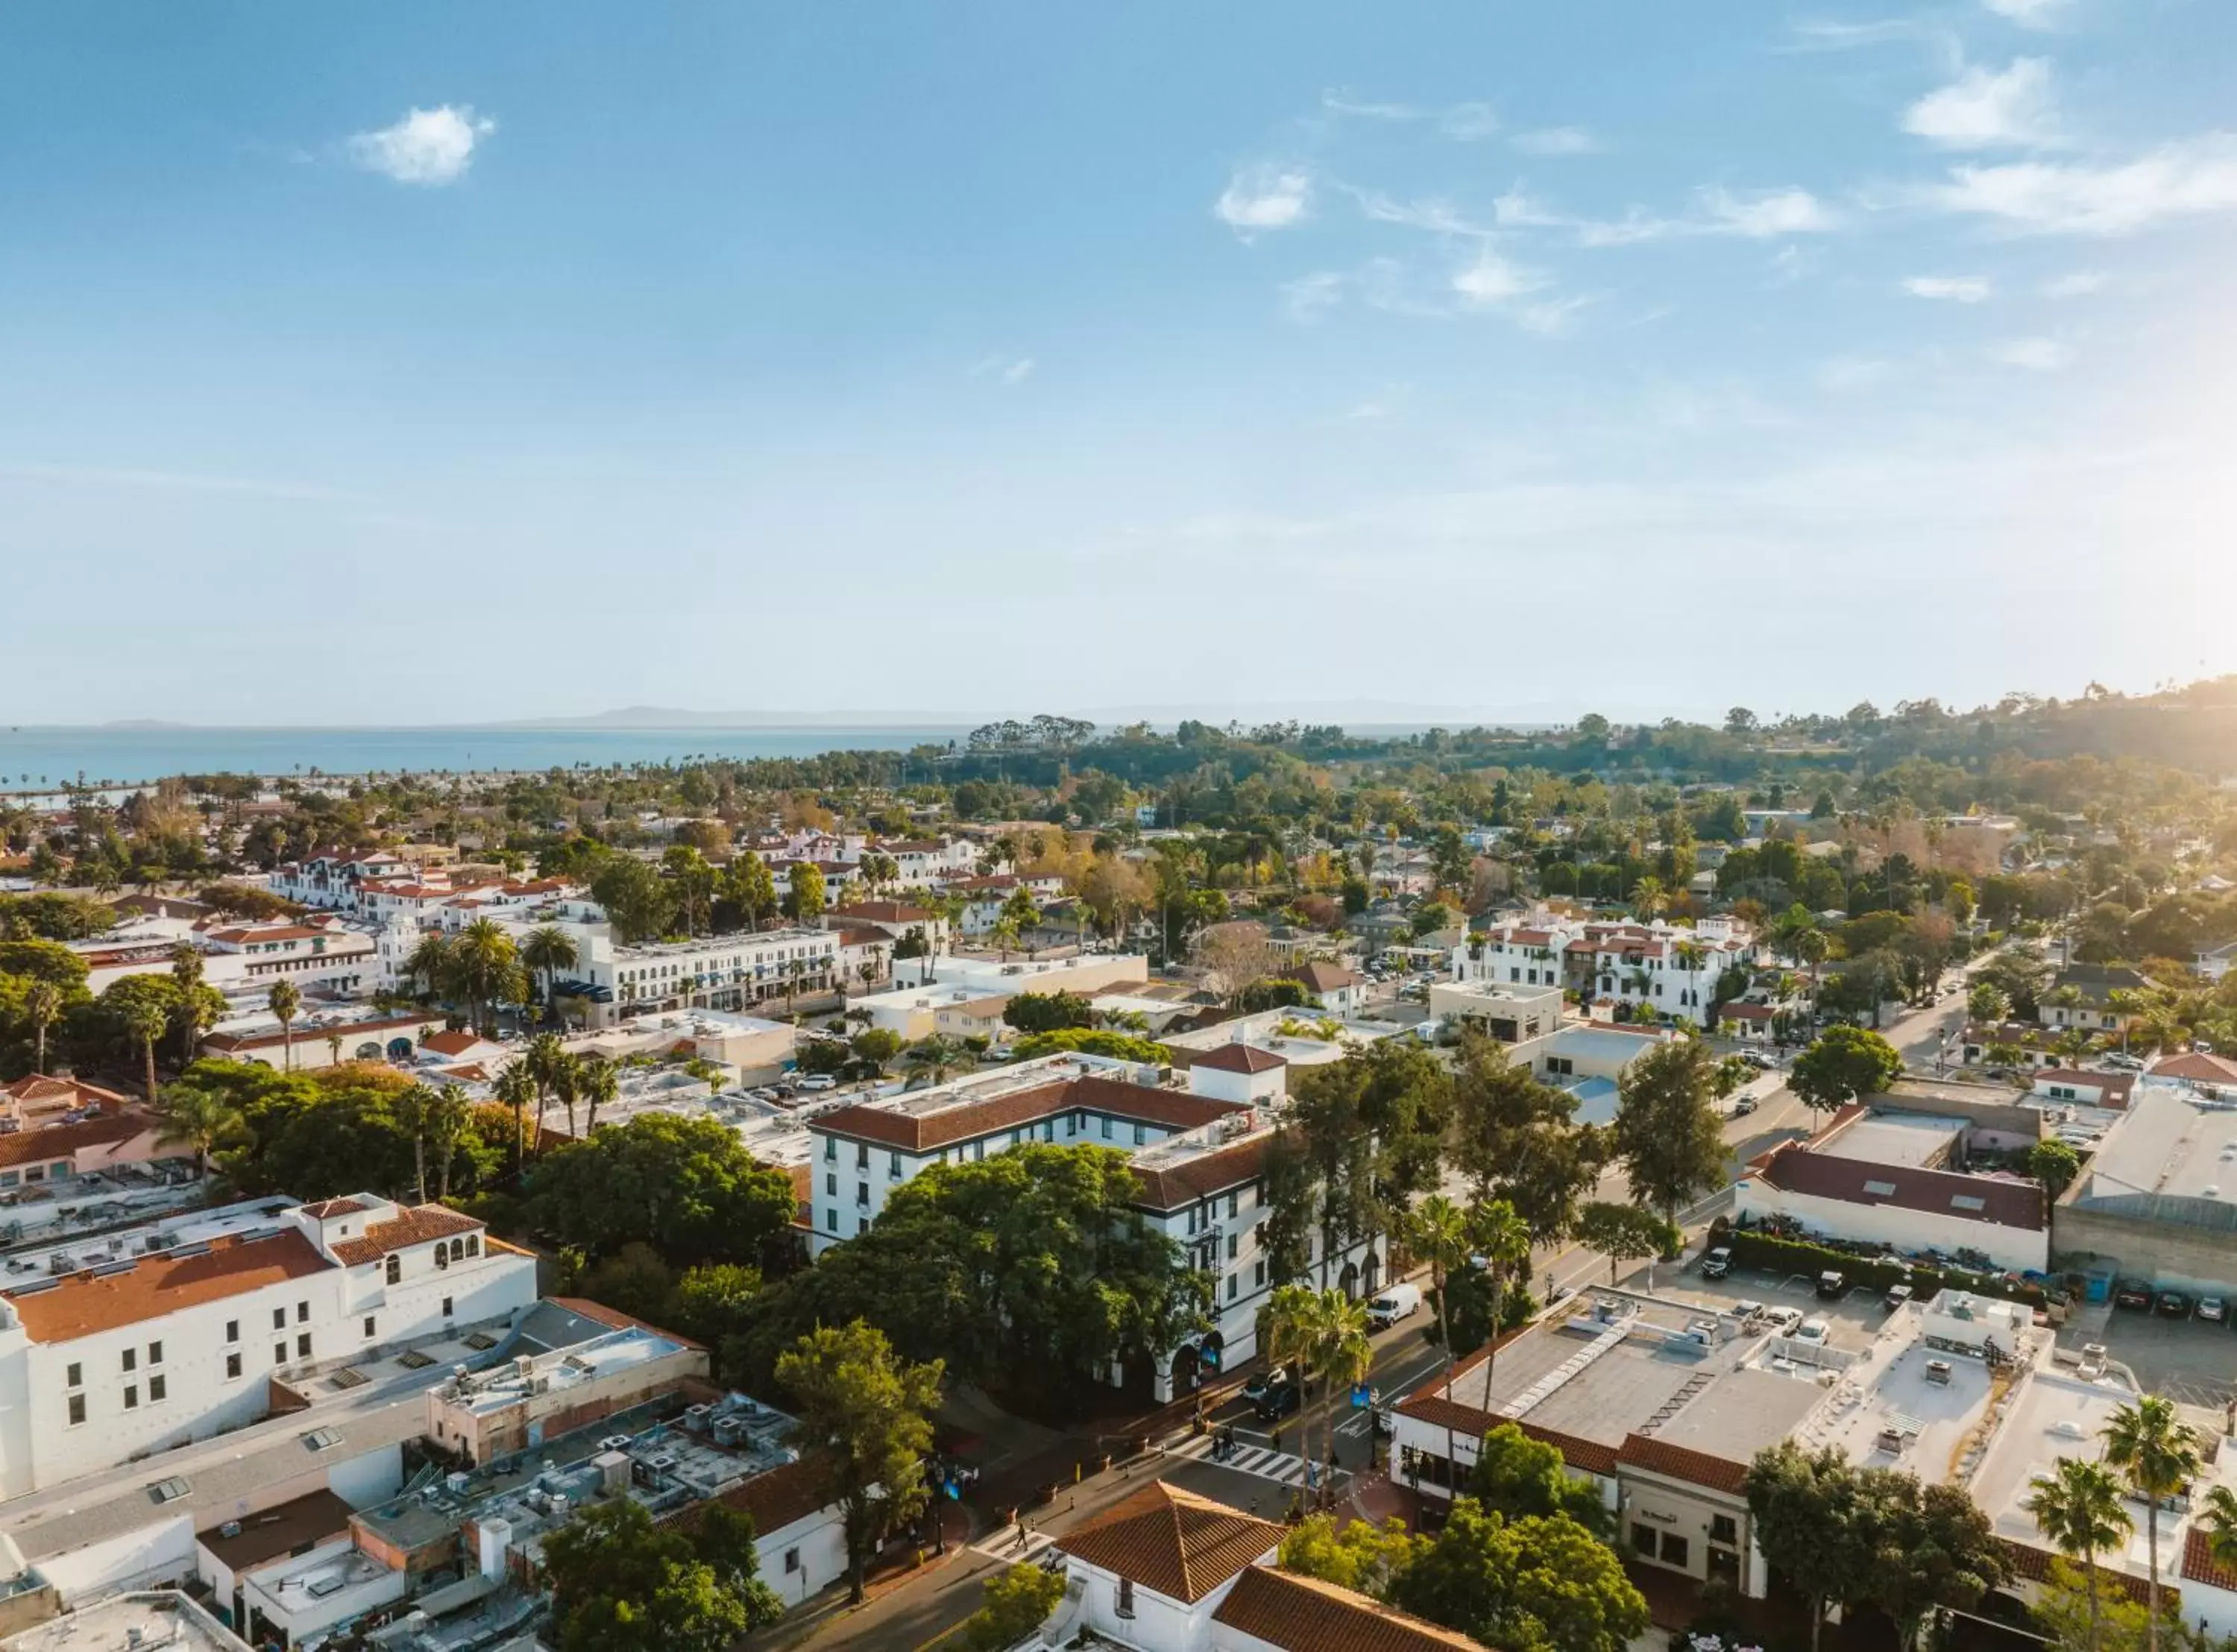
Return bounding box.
[1338,1260,1360,1301]
[1362,1250,1383,1297]
[355,1041,383,1061]
[387,1037,415,1060]
[1169,1331,1226,1395]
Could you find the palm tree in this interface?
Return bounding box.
[450,918,524,1036]
[326,1030,344,1068]
[1402,1196,1473,1483]
[523,1033,568,1147]
[151,1082,242,1178]
[576,1054,618,1136]
[2104,1396,2200,1652]
[169,944,207,1064]
[2199,1484,2237,1582]
[550,1053,582,1144]
[395,1082,436,1203]
[25,981,60,1074]
[1793,927,1829,986]
[403,932,455,1004]
[2024,1457,2133,1652]
[493,1063,537,1173]
[904,1036,966,1090]
[427,1084,473,1202]
[1262,1284,1318,1448]
[1469,1199,1532,1399]
[520,925,580,1020]
[1630,875,1667,921]
[268,979,301,1073]
[1309,1289,1372,1508]
[123,997,169,1100]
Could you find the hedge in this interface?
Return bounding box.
[1704,1218,2048,1309]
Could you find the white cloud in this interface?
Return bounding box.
[1983,0,2071,28]
[1451,250,1538,307]
[1904,274,1993,301]
[1281,272,1346,322]
[1215,165,1312,235]
[1439,103,1501,142]
[347,104,496,186]
[1345,186,1491,236]
[1990,335,2071,370]
[2042,270,2105,297]
[1903,59,2058,149]
[1520,296,1595,336]
[1699,186,1837,237]
[969,354,1036,384]
[1510,127,1600,156]
[1321,90,1420,121]
[1931,136,2237,234]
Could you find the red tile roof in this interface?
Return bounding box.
[330,1205,483,1267]
[2007,1538,2162,1606]
[1191,1044,1287,1075]
[829,902,933,924]
[1617,1433,1750,1495]
[2151,1053,2237,1085]
[0,1109,157,1173]
[815,1074,1239,1155]
[1212,1566,1479,1652]
[418,1030,488,1057]
[2183,1526,2237,1592]
[1131,1133,1271,1212]
[1058,1482,1280,1602]
[1748,1141,2044,1232]
[1283,961,1360,994]
[4,1230,333,1342]
[545,1295,705,1352]
[299,1198,369,1219]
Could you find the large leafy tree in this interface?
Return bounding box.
[591,857,676,946]
[1574,1201,1681,1288]
[1611,1037,1728,1223]
[957,1565,1068,1652]
[775,1322,942,1604]
[541,1497,780,1652]
[1382,1497,1648,1652]
[1788,1025,1905,1122]
[1447,1030,1608,1258]
[526,1112,796,1269]
[103,974,177,1099]
[742,1144,1205,1396]
[1746,1443,1873,1652]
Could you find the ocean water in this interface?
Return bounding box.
[0,726,969,792]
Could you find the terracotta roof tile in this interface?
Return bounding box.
[1131,1134,1271,1212]
[2184,1527,2237,1592]
[1058,1481,1280,1602]
[2007,1538,2162,1606]
[2151,1053,2237,1085]
[1749,1142,2044,1232]
[1212,1566,1479,1652]
[0,1110,156,1172]
[1617,1432,1750,1495]
[299,1198,369,1219]
[815,1074,1239,1155]
[1191,1044,1287,1075]
[4,1230,333,1343]
[544,1296,705,1352]
[829,902,933,924]
[330,1205,483,1267]
[1283,961,1360,994]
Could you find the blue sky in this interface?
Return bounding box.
[4,1,2236,725]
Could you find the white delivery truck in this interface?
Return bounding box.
[1367,1281,1423,1329]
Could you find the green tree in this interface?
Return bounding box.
[1385,1497,1647,1652]
[2027,1138,2083,1199]
[541,1496,780,1652]
[24,979,63,1074]
[1967,980,2012,1026]
[1573,1201,1681,1288]
[1789,1025,1904,1122]
[527,1112,796,1268]
[494,1062,537,1173]
[776,1322,943,1604]
[784,863,827,924]
[450,917,526,1036]
[726,852,778,930]
[2024,1457,2133,1652]
[903,1035,968,1088]
[169,942,207,1064]
[1611,1037,1728,1223]
[151,1081,244,1178]
[427,1082,474,1202]
[2103,1396,2200,1652]
[1001,990,1094,1034]
[1009,1028,1168,1062]
[1465,1421,1614,1539]
[848,1028,904,1076]
[1447,1031,1608,1254]
[1864,1475,2010,1651]
[1277,1512,1419,1598]
[1746,1442,1872,1652]
[267,977,301,1073]
[521,924,581,1015]
[592,857,676,946]
[957,1564,1068,1652]
[104,974,176,1099]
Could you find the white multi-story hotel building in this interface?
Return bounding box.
[0,1194,537,1498]
[1456,912,1756,1023]
[573,926,840,1027]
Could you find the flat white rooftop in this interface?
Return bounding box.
[2080,1085,2237,1202]
[1,1591,248,1650]
[1817,1113,1968,1168]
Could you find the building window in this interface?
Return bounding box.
[855,1143,870,1170]
[66,1393,86,1426]
[1255,1261,1266,1287]
[436,1245,450,1270]
[226,1353,242,1380]
[386,1255,402,1284]
[225,1320,239,1343]
[275,1343,288,1365]
[1227,1276,1239,1302]
[1710,1514,1738,1546]
[297,1301,309,1323]
[121,1348,136,1373]
[1116,1578,1135,1619]
[1133,1123,1146,1147]
[148,1340,162,1366]
[784,1548,800,1574]
[66,1363,81,1388]
[824,1138,837,1163]
[1227,1192,1238,1219]
[825,1172,837,1197]
[364,1317,377,1338]
[1227,1234,1239,1261]
[122,1385,138,1410]
[856,1183,870,1208]
[1659,1533,1689,1568]
[1632,1523,1656,1557]
[889,1151,902,1179]
[825,1208,838,1234]
[274,1308,286,1331]
[297,1334,312,1359]
[1100,1117,1112,1139]
[149,1375,166,1404]
[441,1296,453,1317]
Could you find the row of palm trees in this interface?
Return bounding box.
[403,920,581,1034]
[148,1074,477,1204]
[489,1032,618,1169]
[1262,1284,1374,1512]
[2022,1393,2237,1652]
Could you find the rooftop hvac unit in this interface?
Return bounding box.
[684,1404,714,1434]
[447,1472,471,1495]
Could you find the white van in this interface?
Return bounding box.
[1367,1282,1422,1329]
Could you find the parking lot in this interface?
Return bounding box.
[2063,1300,2237,1411]
[1665,1258,1899,1352]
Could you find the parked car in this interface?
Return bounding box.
[2104,1053,2146,1071]
[1367,1283,1423,1329]
[1252,1378,1303,1422]
[1816,1270,1848,1299]
[1763,1305,1804,1332]
[1740,1050,1777,1069]
[1701,1246,1734,1280]
[1731,1097,1759,1117]
[2200,1296,2228,1324]
[2114,1280,2154,1311]
[1243,1363,1289,1402]
[1793,1318,1831,1346]
[2157,1290,2193,1319]
[1884,1283,1915,1313]
[796,1074,837,1091]
[1731,1299,1766,1322]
